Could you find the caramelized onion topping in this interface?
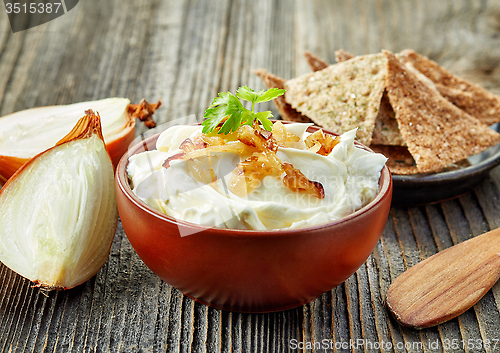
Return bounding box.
[163,123,327,199]
[282,163,325,199]
[304,129,341,156]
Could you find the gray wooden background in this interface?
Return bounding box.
[2,0,500,352]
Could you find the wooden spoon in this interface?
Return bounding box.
[386,228,500,329]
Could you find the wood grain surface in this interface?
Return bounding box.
[2,0,500,352]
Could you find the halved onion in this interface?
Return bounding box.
[0,98,160,184]
[0,111,118,289]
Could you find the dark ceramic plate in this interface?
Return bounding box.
[392,124,500,206]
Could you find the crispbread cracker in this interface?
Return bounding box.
[371,91,406,146]
[335,49,355,63]
[304,51,329,72]
[306,50,405,146]
[371,144,471,175]
[254,69,313,123]
[398,49,500,126]
[384,50,500,173]
[284,53,388,146]
[370,145,418,174]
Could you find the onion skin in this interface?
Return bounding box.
[0,111,118,290]
[0,156,27,184]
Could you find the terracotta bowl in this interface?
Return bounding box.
[115,125,393,312]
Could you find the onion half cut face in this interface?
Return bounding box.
[0,112,118,289]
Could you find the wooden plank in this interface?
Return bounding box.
[441,199,488,353]
[356,262,380,351]
[423,204,467,353]
[368,243,394,353]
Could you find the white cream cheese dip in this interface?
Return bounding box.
[127,123,387,230]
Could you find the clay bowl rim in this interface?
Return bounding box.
[116,123,393,236]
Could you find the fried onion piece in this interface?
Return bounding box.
[271,121,301,147]
[162,151,218,183]
[179,134,226,153]
[188,157,217,184]
[163,133,229,167]
[282,163,325,199]
[162,152,186,168]
[128,99,162,128]
[229,152,278,197]
[304,129,340,156]
[238,124,285,173]
[164,136,227,183]
[237,124,277,152]
[178,142,257,160]
[179,138,200,153]
[202,134,225,145]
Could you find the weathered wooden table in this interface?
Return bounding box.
[2,0,500,351]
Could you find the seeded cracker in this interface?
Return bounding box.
[284,53,388,146]
[334,49,355,63]
[370,145,418,175]
[304,51,329,72]
[398,49,500,126]
[371,92,407,146]
[383,50,500,173]
[308,50,406,146]
[254,69,313,123]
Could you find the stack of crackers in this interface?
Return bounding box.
[255,49,500,175]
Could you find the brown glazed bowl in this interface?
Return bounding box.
[115,125,393,313]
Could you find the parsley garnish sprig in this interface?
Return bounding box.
[202,86,285,134]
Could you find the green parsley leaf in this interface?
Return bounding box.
[202,86,285,134]
[202,92,243,133]
[254,87,287,104]
[236,86,264,104]
[254,111,273,131]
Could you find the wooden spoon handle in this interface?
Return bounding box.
[386,228,500,329]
